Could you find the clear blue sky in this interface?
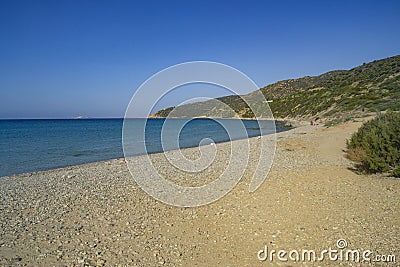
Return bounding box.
[0,0,399,118]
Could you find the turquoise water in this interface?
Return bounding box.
[0,118,286,176]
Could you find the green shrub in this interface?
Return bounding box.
[347,112,400,177]
[393,166,400,178]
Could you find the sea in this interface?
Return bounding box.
[0,118,287,177]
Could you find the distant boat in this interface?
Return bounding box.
[72,116,89,119]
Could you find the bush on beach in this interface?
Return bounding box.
[346,112,400,177]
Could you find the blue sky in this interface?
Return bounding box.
[0,0,399,118]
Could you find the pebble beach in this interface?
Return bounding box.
[0,119,399,266]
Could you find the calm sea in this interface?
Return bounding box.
[0,118,287,177]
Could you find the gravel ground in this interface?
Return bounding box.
[0,119,399,266]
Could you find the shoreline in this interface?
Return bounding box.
[1,119,292,178]
[0,118,398,266]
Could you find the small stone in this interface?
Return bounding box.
[96,259,106,266]
[158,257,165,265]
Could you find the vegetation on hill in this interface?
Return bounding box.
[259,55,400,120]
[346,112,400,177]
[152,107,175,118]
[152,55,400,122]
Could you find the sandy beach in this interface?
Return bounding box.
[0,119,399,266]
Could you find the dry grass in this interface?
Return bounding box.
[346,147,366,162]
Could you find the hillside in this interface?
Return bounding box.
[151,55,400,121]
